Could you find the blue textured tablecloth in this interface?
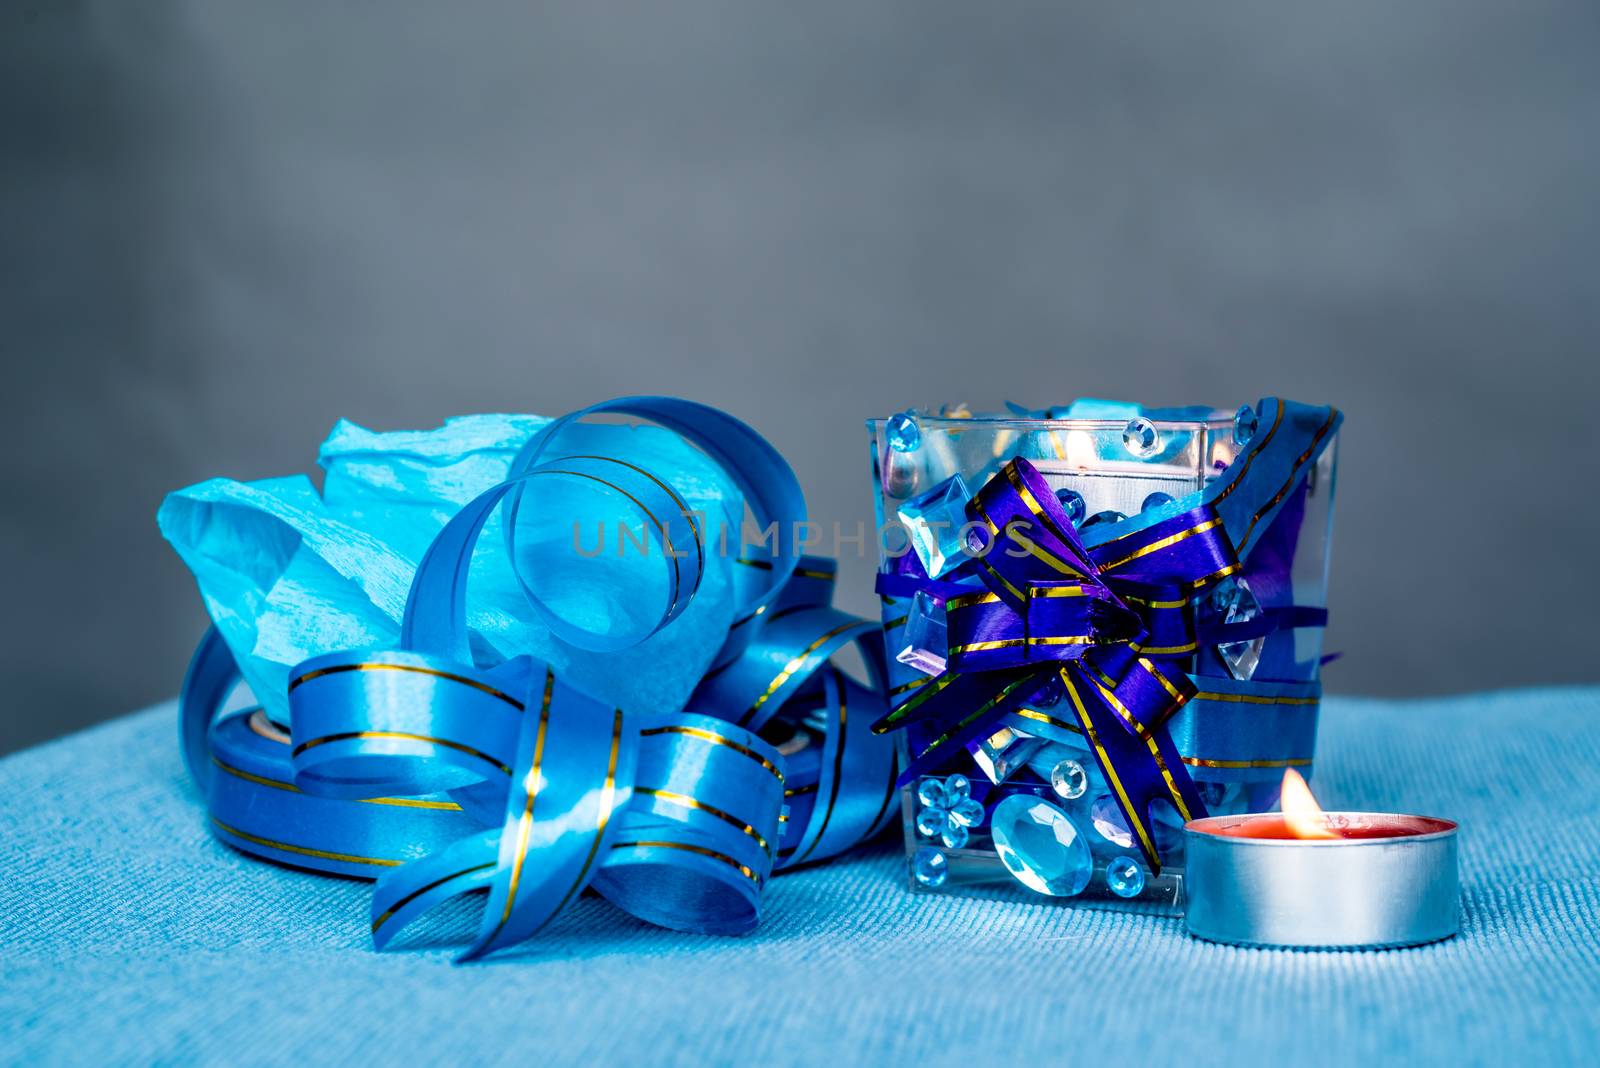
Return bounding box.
[5,688,1599,1066]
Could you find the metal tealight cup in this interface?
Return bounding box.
[1182,813,1460,949]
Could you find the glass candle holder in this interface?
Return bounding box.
[868,402,1339,912]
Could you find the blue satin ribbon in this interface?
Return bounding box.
[871,397,1341,874]
[1166,676,1322,785]
[178,397,897,961]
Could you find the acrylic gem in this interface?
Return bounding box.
[895,589,949,676]
[917,774,977,849]
[1029,672,1066,709]
[970,725,1047,785]
[881,449,918,500]
[1080,510,1127,533]
[1050,758,1088,800]
[1054,487,1087,526]
[1122,417,1160,458]
[989,795,1094,897]
[1213,575,1265,681]
[1233,404,1258,446]
[949,798,985,828]
[886,411,921,453]
[911,847,948,887]
[1090,794,1135,848]
[898,474,973,578]
[1105,855,1145,898]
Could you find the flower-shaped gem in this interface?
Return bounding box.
[916,774,984,849]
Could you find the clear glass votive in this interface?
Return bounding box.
[868,403,1339,912]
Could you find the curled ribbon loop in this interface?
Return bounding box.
[175,398,896,960]
[503,396,807,658]
[870,398,1342,874]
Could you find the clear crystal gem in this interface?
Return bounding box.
[916,806,945,839]
[1054,487,1087,526]
[1122,418,1160,458]
[898,474,973,578]
[1050,758,1088,800]
[1090,795,1135,848]
[1233,405,1258,447]
[1222,639,1260,681]
[911,846,948,887]
[945,773,971,801]
[895,590,949,677]
[1209,576,1239,614]
[1081,510,1126,533]
[881,450,918,500]
[1141,491,1174,512]
[1213,575,1264,681]
[886,411,921,453]
[990,795,1093,897]
[969,726,1045,785]
[916,777,948,809]
[1106,855,1145,898]
[940,823,969,849]
[1029,673,1066,708]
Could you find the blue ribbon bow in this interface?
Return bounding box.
[176,397,898,960]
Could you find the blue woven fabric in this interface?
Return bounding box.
[5,689,1599,1065]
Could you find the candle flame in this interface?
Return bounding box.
[1064,430,1097,469]
[1280,767,1340,839]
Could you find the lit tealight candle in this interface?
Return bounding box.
[1183,769,1460,948]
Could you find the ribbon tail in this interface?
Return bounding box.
[460,674,638,961]
[370,831,499,951]
[1059,666,1208,875]
[774,669,899,870]
[178,625,240,794]
[890,669,1051,786]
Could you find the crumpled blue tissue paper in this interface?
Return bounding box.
[158,414,745,723]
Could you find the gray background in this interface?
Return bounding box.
[5,1,1597,756]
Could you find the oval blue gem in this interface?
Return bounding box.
[989,794,1093,897]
